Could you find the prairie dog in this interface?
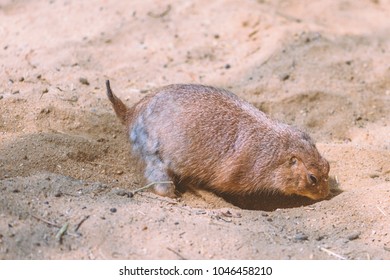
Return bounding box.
[106,81,330,200]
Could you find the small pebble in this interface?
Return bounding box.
[68,96,79,102]
[280,73,290,81]
[40,108,51,114]
[79,77,90,85]
[116,190,127,196]
[315,235,326,241]
[54,191,62,198]
[224,64,231,69]
[294,232,309,241]
[116,189,133,198]
[110,207,117,213]
[347,231,360,241]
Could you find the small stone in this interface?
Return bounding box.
[110,207,117,213]
[54,191,62,198]
[79,77,90,85]
[40,108,51,114]
[115,190,127,196]
[347,231,360,241]
[69,96,78,102]
[224,64,231,69]
[116,170,124,175]
[280,73,290,81]
[315,235,326,241]
[294,232,309,241]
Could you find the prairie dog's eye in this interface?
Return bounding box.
[309,174,318,185]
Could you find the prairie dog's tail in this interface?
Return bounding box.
[106,80,129,125]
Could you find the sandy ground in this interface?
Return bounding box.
[0,0,390,260]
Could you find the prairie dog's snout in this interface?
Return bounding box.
[106,81,330,200]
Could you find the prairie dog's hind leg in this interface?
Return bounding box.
[144,156,176,198]
[130,115,176,197]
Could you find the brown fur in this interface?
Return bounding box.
[106,81,330,200]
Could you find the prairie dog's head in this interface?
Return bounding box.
[271,129,330,200]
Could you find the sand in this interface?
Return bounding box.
[0,0,389,259]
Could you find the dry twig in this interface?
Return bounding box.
[376,206,387,216]
[55,222,69,244]
[74,215,90,232]
[167,247,186,260]
[31,214,60,228]
[319,247,347,260]
[132,181,173,195]
[148,5,171,18]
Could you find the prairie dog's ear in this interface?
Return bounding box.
[308,174,318,185]
[289,156,298,166]
[289,156,308,174]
